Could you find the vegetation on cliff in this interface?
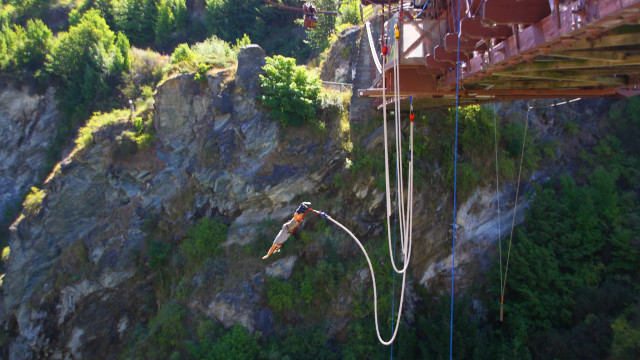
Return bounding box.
[1,1,639,359]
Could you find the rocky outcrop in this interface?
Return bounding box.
[321,26,361,84]
[0,33,613,359]
[1,45,347,359]
[265,255,298,280]
[0,86,60,226]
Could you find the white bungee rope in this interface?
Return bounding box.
[313,17,415,346]
[310,209,409,345]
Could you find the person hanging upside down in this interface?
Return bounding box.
[262,202,311,259]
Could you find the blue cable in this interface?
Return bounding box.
[450,0,463,358]
[416,0,431,18]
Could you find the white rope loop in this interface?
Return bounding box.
[312,210,408,346]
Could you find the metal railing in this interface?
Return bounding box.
[321,81,354,93]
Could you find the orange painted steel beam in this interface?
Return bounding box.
[360,87,620,98]
[460,16,512,39]
[483,0,551,25]
[444,33,485,52]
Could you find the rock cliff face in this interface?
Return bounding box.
[1,45,347,359]
[0,86,60,226]
[0,38,612,359]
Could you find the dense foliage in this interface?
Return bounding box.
[259,55,321,127]
[0,18,51,72]
[2,1,639,359]
[47,10,130,112]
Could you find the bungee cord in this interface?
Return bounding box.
[310,209,409,345]
[499,103,531,319]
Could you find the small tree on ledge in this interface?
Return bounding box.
[259,55,321,127]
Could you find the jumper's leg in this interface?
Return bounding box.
[262,244,282,259]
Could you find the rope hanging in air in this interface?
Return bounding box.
[310,209,409,346]
[350,6,416,344]
[499,103,531,320]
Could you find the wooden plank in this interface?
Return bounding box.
[563,33,640,50]
[546,50,630,62]
[505,54,640,72]
[475,79,612,89]
[492,71,628,85]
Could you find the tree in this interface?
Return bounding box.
[338,0,361,25]
[0,23,24,71]
[259,55,321,127]
[46,10,130,114]
[155,0,175,47]
[114,0,157,45]
[15,19,52,70]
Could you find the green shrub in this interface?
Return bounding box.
[47,10,130,104]
[259,55,321,127]
[318,90,345,114]
[113,0,157,45]
[194,63,213,82]
[113,131,139,159]
[23,186,45,216]
[165,36,235,77]
[147,302,187,356]
[446,162,479,198]
[170,43,193,64]
[15,19,51,71]
[267,278,295,315]
[190,323,259,360]
[611,305,640,359]
[147,240,172,271]
[564,120,579,135]
[232,33,251,53]
[135,132,156,150]
[192,35,234,60]
[265,326,337,360]
[501,121,527,157]
[180,217,228,264]
[339,1,361,25]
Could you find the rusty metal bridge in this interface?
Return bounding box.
[358,0,640,109]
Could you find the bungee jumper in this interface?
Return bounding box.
[262,202,312,259]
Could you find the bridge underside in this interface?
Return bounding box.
[358,0,640,109]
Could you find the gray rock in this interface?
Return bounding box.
[265,255,298,280]
[254,308,274,335]
[235,45,266,92]
[321,26,361,83]
[0,86,60,226]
